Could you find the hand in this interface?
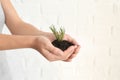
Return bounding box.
[33,35,77,61]
[63,34,80,62]
[43,32,80,62]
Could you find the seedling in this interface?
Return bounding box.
[50,25,74,51]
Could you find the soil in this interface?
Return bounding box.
[52,40,74,51]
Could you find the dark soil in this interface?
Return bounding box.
[52,40,74,51]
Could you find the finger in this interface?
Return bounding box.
[64,45,81,61]
[47,44,63,56]
[63,53,76,62]
[46,43,63,56]
[73,45,80,54]
[41,49,60,61]
[63,59,72,62]
[62,46,75,60]
[64,34,79,45]
[63,53,79,62]
[68,45,80,59]
[68,54,77,60]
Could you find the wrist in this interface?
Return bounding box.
[27,36,38,49]
[30,36,42,50]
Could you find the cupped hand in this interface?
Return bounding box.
[33,35,77,61]
[43,32,81,62]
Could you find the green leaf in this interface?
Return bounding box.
[49,25,65,41]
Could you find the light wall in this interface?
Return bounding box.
[2,0,120,80]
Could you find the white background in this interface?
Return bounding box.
[2,0,120,80]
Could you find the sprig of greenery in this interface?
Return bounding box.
[50,25,65,42]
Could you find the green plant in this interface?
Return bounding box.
[49,24,74,51]
[50,25,65,42]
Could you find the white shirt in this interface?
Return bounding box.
[0,3,12,80]
[0,2,5,32]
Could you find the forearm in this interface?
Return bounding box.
[7,21,46,36]
[2,0,47,36]
[0,34,35,50]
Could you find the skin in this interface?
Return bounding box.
[0,0,80,62]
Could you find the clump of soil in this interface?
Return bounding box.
[52,40,74,51]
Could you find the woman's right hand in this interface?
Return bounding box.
[32,36,77,61]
